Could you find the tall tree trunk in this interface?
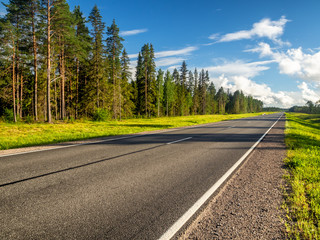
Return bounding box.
[145,68,148,117]
[32,1,38,121]
[54,79,57,120]
[119,74,121,121]
[112,46,116,119]
[12,46,17,123]
[75,58,79,119]
[96,56,99,108]
[16,72,20,118]
[60,44,65,120]
[46,0,52,123]
[20,74,23,117]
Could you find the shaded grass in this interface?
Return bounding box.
[284,113,320,239]
[0,112,269,150]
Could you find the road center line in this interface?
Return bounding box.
[167,137,192,145]
[158,113,283,240]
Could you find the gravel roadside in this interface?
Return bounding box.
[178,115,287,239]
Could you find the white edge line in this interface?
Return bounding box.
[158,113,283,240]
[167,137,192,145]
[0,113,274,158]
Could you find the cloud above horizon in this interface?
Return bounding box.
[120,28,148,37]
[210,74,307,108]
[204,58,320,107]
[248,42,320,83]
[210,16,290,45]
[206,60,274,78]
[155,46,198,58]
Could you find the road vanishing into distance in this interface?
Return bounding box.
[0,113,282,240]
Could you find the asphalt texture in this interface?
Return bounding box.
[0,113,283,240]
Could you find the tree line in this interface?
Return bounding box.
[289,100,320,114]
[0,0,263,123]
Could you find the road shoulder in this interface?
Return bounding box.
[179,116,287,239]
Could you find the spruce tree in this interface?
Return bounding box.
[135,52,144,115]
[73,5,91,118]
[120,48,134,119]
[0,14,17,122]
[106,19,124,119]
[180,61,188,115]
[52,0,75,119]
[163,70,174,116]
[172,68,180,115]
[137,43,156,117]
[156,69,164,117]
[88,5,105,110]
[193,68,199,115]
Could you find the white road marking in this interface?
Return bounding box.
[158,113,283,240]
[166,137,192,145]
[0,114,270,158]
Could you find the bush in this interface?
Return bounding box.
[25,115,33,124]
[3,108,15,122]
[92,108,110,121]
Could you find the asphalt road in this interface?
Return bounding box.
[0,113,282,240]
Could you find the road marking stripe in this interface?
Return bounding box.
[167,137,192,145]
[0,121,234,158]
[0,114,272,158]
[158,113,283,240]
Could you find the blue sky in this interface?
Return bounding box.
[1,0,320,107]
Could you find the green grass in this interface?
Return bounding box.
[284,113,320,239]
[0,112,270,150]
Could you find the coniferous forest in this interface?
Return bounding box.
[0,0,263,123]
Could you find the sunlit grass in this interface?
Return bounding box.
[0,112,269,150]
[284,113,320,239]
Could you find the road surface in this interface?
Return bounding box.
[0,113,282,239]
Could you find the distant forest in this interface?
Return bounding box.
[0,0,263,123]
[289,101,320,114]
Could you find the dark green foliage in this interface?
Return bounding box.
[2,108,15,122]
[106,19,124,119]
[289,101,320,114]
[0,2,265,122]
[92,108,110,121]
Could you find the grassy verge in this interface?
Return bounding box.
[284,113,320,239]
[0,112,270,150]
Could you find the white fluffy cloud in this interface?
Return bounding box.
[211,74,295,107]
[212,16,289,45]
[248,43,320,83]
[298,82,320,103]
[206,60,274,78]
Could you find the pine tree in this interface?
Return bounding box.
[52,0,75,119]
[156,69,164,117]
[106,19,124,119]
[88,5,105,110]
[2,0,29,121]
[137,43,156,117]
[135,52,144,115]
[216,87,228,114]
[163,70,174,116]
[207,82,216,114]
[180,61,189,115]
[0,16,17,121]
[73,5,91,119]
[120,48,134,119]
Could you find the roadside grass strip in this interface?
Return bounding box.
[0,113,270,151]
[284,113,320,239]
